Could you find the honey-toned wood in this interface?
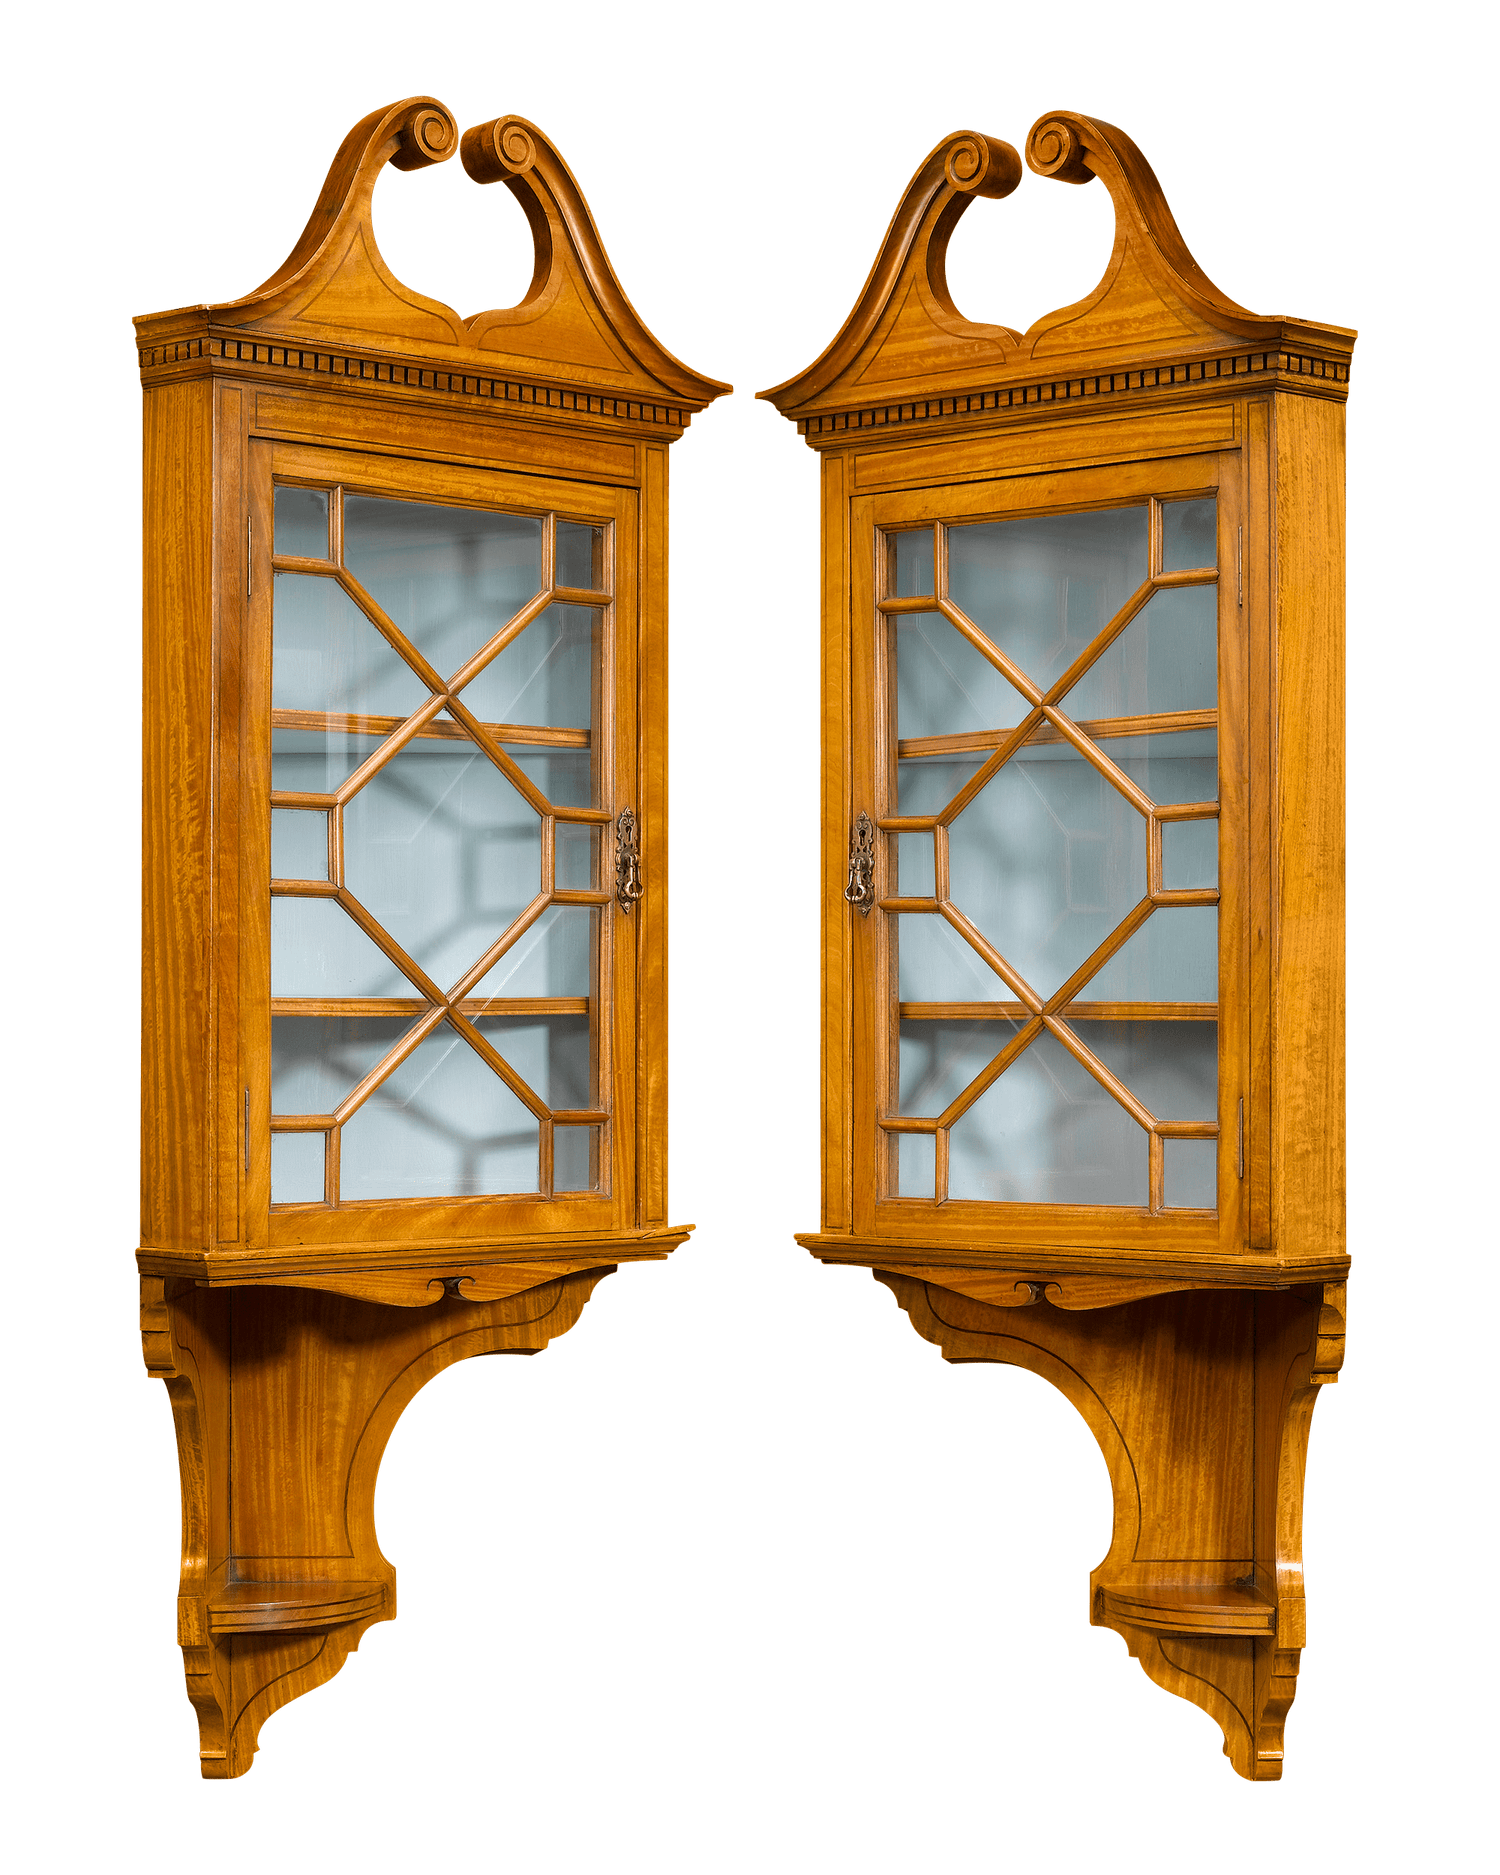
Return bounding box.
[765,112,1352,1776]
[137,100,725,1773]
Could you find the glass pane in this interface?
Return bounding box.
[949,1028,1147,1205]
[556,522,603,590]
[271,808,329,880]
[889,528,934,598]
[1161,818,1218,890]
[1164,1137,1217,1208]
[896,612,1028,740]
[895,1132,935,1199]
[1162,499,1217,572]
[274,486,328,559]
[1060,585,1216,721]
[555,1126,601,1192]
[271,898,412,997]
[473,1013,593,1110]
[500,742,594,809]
[949,728,1147,1000]
[947,506,1148,693]
[470,905,596,1001]
[1065,1020,1217,1122]
[272,1016,414,1116]
[271,1131,325,1204]
[340,1024,539,1199]
[895,914,1008,1002]
[894,831,934,898]
[272,573,430,717]
[343,496,543,681]
[272,726,388,795]
[897,752,985,817]
[459,604,597,729]
[342,741,542,991]
[1085,907,1218,1003]
[1094,728,1218,806]
[555,822,599,890]
[899,1018,1022,1117]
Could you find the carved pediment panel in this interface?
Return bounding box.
[138,97,729,414]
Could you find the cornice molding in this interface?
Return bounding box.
[793,342,1352,443]
[136,326,699,433]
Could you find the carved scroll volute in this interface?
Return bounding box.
[759,129,1023,417]
[217,97,461,331]
[460,114,731,403]
[1022,110,1267,354]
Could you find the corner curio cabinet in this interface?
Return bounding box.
[135,99,726,1776]
[762,113,1352,1779]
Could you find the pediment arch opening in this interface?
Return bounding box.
[942,162,1117,341]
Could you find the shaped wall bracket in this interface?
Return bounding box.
[875,1271,1346,1779]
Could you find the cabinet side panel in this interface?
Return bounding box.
[822,451,852,1231]
[1271,395,1346,1261]
[636,451,667,1226]
[141,381,216,1250]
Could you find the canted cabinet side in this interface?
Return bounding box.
[763,111,1352,1778]
[136,98,726,1776]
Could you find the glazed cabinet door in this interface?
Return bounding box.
[848,451,1251,1256]
[238,443,640,1249]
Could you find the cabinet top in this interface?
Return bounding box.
[134,98,731,439]
[759,111,1356,444]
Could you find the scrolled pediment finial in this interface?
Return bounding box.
[943,132,1023,199]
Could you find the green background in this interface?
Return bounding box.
[8,3,1485,1860]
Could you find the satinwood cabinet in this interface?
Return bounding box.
[761,112,1352,1779]
[135,98,726,1776]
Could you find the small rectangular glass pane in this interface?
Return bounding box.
[894,831,935,898]
[271,1131,325,1205]
[1161,818,1218,890]
[889,528,934,598]
[555,1126,601,1193]
[271,808,329,880]
[1163,1136,1217,1208]
[343,496,543,683]
[949,1028,1147,1205]
[1162,499,1217,572]
[895,1132,935,1199]
[272,726,388,795]
[555,821,599,890]
[947,506,1148,694]
[556,522,603,591]
[274,486,329,559]
[340,1025,539,1199]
